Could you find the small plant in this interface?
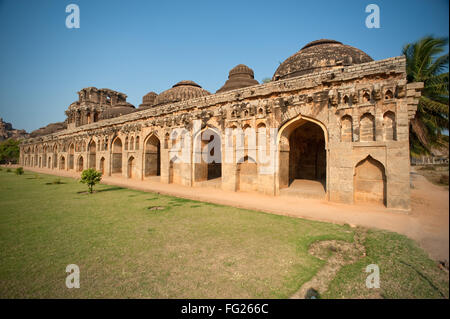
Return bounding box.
[0,167,2,171]
[6,168,11,173]
[15,167,24,175]
[80,168,102,193]
[53,178,62,184]
[439,174,449,186]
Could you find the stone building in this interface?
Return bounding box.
[19,39,424,210]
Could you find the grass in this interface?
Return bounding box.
[0,170,448,298]
[324,229,449,298]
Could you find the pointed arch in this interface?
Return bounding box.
[112,137,123,174]
[127,156,135,178]
[144,133,161,177]
[59,155,66,170]
[193,126,222,183]
[237,155,257,192]
[99,157,105,175]
[277,115,327,196]
[88,139,96,169]
[77,155,84,172]
[360,113,375,142]
[130,136,134,151]
[383,111,396,141]
[68,143,75,170]
[135,136,140,150]
[340,115,353,142]
[354,155,386,206]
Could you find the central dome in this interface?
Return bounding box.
[272,39,373,80]
[216,64,259,93]
[153,80,211,107]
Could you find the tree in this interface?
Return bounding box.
[80,168,102,193]
[402,36,449,157]
[262,77,272,84]
[0,139,20,164]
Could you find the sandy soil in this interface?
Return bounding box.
[15,165,449,263]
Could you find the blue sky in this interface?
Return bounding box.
[0,0,448,132]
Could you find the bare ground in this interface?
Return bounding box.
[290,228,368,299]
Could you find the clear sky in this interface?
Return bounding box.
[0,0,448,132]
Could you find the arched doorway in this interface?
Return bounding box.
[42,146,47,168]
[88,140,96,169]
[237,156,257,192]
[278,118,327,199]
[48,156,51,168]
[354,156,386,206]
[69,143,75,170]
[52,145,58,169]
[168,160,174,184]
[127,156,135,178]
[193,128,222,186]
[99,157,105,175]
[144,134,160,177]
[112,137,123,174]
[77,156,84,172]
[59,156,65,170]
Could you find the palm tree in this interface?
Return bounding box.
[402,36,449,157]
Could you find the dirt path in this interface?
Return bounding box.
[17,166,449,262]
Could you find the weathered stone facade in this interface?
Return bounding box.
[19,40,423,210]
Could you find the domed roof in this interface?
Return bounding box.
[100,102,136,120]
[153,80,211,107]
[216,64,259,93]
[30,122,67,137]
[139,91,158,110]
[143,91,157,104]
[272,39,373,80]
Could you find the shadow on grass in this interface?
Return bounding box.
[97,186,123,193]
[75,186,123,194]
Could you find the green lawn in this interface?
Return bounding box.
[0,169,448,298]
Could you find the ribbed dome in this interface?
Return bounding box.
[139,91,158,110]
[153,81,211,107]
[272,39,373,80]
[216,64,259,93]
[100,102,136,120]
[143,92,157,104]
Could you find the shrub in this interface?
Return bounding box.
[6,168,11,173]
[439,174,449,186]
[15,167,24,175]
[80,168,102,193]
[419,165,436,171]
[53,178,62,184]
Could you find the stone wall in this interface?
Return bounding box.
[20,56,423,210]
